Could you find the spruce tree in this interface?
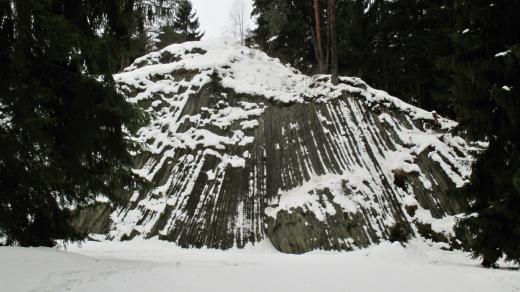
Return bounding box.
[353,0,455,111]
[252,0,454,114]
[137,0,177,52]
[157,26,183,49]
[172,0,204,42]
[0,0,146,246]
[447,0,520,267]
[252,0,316,72]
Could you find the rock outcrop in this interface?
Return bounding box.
[76,39,479,253]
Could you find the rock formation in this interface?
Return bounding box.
[75,39,479,253]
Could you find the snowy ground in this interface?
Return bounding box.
[1,239,519,292]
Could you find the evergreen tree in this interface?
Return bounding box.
[348,0,455,111]
[335,0,371,78]
[141,0,176,30]
[172,0,204,42]
[137,0,177,52]
[157,26,183,50]
[253,0,338,77]
[0,0,146,246]
[252,0,316,72]
[252,0,454,114]
[447,0,520,267]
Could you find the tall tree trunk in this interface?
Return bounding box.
[329,0,338,84]
[325,3,330,73]
[313,0,325,73]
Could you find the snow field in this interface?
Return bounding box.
[1,238,518,292]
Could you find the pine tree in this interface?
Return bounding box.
[172,0,204,42]
[157,26,183,49]
[447,0,520,267]
[137,0,177,52]
[350,0,454,111]
[258,0,336,77]
[252,0,317,72]
[252,0,454,114]
[335,0,371,78]
[0,0,146,246]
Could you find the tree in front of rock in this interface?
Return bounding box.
[0,0,147,247]
[447,0,520,268]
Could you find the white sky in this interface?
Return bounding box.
[191,0,254,40]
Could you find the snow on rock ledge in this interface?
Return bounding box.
[75,39,481,253]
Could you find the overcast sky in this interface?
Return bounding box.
[191,0,254,40]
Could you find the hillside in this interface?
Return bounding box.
[74,39,479,253]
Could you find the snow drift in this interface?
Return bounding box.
[74,38,479,253]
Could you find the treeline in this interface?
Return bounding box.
[252,0,520,267]
[119,0,204,68]
[0,0,202,247]
[253,0,454,112]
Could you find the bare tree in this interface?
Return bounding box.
[229,0,251,46]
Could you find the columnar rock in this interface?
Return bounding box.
[76,39,478,253]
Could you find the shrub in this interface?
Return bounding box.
[388,220,412,243]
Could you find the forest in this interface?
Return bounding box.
[0,0,519,269]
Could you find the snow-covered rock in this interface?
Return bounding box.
[74,38,481,253]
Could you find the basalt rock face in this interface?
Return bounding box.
[78,39,478,253]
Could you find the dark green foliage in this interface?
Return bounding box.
[252,0,454,113]
[157,26,182,50]
[446,0,520,266]
[134,0,187,52]
[364,0,454,112]
[252,0,316,72]
[415,222,449,243]
[171,0,204,42]
[153,0,202,49]
[0,0,146,246]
